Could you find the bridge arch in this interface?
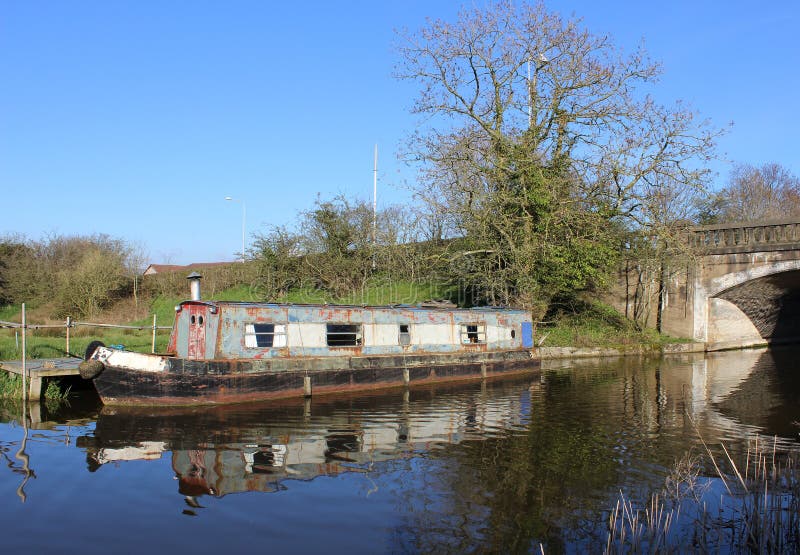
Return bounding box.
[704,259,800,298]
[619,219,800,349]
[696,260,800,348]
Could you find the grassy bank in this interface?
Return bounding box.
[0,325,171,361]
[537,300,689,348]
[0,285,687,361]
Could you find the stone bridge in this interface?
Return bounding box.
[656,219,800,350]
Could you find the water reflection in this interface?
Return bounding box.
[7,413,32,503]
[76,377,540,508]
[709,347,800,439]
[1,349,799,552]
[69,349,800,513]
[0,397,97,504]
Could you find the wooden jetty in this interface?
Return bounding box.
[0,358,82,401]
[1,302,169,401]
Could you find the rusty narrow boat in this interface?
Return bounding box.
[79,274,538,406]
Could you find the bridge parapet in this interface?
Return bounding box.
[690,218,800,254]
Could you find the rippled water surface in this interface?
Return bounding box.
[1,347,798,553]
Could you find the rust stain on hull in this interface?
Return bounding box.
[94,354,539,407]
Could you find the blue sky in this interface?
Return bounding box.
[2,1,798,264]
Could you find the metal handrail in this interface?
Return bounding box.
[0,319,169,330]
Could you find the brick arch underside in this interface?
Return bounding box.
[713,270,800,343]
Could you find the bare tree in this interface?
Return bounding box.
[56,247,129,318]
[0,233,143,318]
[396,1,722,310]
[703,162,800,223]
[0,235,38,305]
[125,241,149,317]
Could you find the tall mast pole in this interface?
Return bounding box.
[372,144,378,269]
[528,59,532,128]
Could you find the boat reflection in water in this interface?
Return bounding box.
[77,376,540,507]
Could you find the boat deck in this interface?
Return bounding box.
[0,358,82,400]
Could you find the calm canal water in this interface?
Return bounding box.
[1,347,799,553]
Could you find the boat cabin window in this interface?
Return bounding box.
[460,323,486,344]
[326,324,362,347]
[399,324,411,346]
[244,323,287,348]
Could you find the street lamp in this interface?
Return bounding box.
[224,196,246,263]
[527,52,549,128]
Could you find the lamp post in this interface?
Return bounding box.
[224,196,246,263]
[527,52,549,128]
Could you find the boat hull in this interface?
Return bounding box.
[90,348,539,406]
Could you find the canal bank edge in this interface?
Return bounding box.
[538,342,706,359]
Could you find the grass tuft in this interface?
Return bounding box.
[0,372,70,405]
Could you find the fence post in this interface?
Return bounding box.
[66,316,71,355]
[21,303,27,403]
[151,314,157,353]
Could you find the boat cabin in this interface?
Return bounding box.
[166,302,534,360]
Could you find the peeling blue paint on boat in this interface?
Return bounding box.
[168,301,532,360]
[83,301,538,406]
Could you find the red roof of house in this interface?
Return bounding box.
[143,262,236,275]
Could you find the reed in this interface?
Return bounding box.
[0,371,23,398]
[722,435,800,553]
[605,436,800,553]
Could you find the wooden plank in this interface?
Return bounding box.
[0,358,81,377]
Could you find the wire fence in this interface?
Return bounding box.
[0,312,171,356]
[0,304,173,402]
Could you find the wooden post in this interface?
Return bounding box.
[21,303,27,403]
[28,377,42,401]
[66,316,71,355]
[303,376,312,397]
[151,314,157,353]
[403,368,410,385]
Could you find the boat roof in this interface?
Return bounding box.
[178,300,529,314]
